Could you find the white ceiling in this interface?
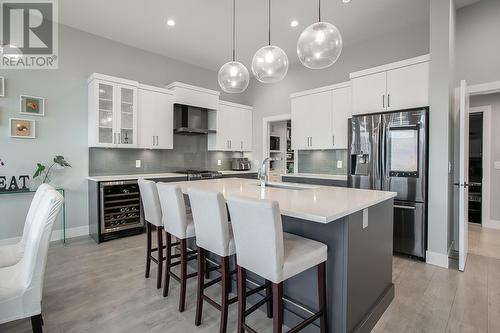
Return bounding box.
[60,0,433,71]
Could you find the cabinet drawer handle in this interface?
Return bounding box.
[332,135,335,147]
[394,205,416,210]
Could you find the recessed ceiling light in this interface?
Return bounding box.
[342,0,351,3]
[290,20,299,27]
[166,19,176,27]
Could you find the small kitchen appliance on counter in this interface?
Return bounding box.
[174,170,223,181]
[231,157,251,171]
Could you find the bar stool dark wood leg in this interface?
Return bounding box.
[156,226,163,289]
[31,314,43,333]
[220,256,230,333]
[163,231,172,297]
[266,279,273,318]
[195,247,205,326]
[272,282,283,333]
[237,266,247,333]
[179,238,188,312]
[145,222,152,278]
[318,262,327,333]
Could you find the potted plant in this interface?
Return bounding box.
[33,155,71,184]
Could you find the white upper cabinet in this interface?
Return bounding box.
[351,72,387,114]
[137,84,173,149]
[386,61,429,111]
[291,82,351,150]
[331,86,352,149]
[350,55,430,115]
[208,101,253,152]
[88,74,138,148]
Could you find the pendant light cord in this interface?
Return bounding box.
[232,0,236,61]
[268,0,271,46]
[318,0,321,22]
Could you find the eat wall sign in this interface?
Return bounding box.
[0,175,30,192]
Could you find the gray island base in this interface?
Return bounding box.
[167,178,395,333]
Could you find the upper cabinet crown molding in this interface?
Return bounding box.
[290,81,351,99]
[166,82,220,110]
[349,54,430,79]
[88,73,138,87]
[138,83,173,95]
[219,100,253,110]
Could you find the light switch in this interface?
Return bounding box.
[135,160,141,168]
[337,160,343,169]
[362,208,369,229]
[495,161,500,170]
[217,159,222,166]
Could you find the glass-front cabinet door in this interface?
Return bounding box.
[97,83,115,145]
[116,85,137,147]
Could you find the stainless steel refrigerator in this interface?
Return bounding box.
[348,108,429,260]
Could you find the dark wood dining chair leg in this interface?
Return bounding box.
[205,259,210,279]
[237,266,247,333]
[179,238,188,312]
[318,262,327,333]
[156,226,163,289]
[31,314,43,333]
[272,282,283,333]
[266,279,273,318]
[220,256,230,333]
[195,247,205,326]
[145,222,152,278]
[40,313,44,326]
[163,231,172,297]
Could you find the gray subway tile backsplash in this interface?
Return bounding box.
[89,135,242,176]
[298,149,348,175]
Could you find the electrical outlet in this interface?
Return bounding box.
[135,160,141,168]
[217,159,222,166]
[495,161,500,170]
[337,160,343,169]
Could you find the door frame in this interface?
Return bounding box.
[469,106,492,229]
[262,114,293,170]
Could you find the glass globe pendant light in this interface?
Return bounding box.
[218,0,249,93]
[297,0,343,69]
[251,0,288,83]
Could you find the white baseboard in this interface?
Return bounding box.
[0,225,89,246]
[426,250,449,268]
[483,220,500,230]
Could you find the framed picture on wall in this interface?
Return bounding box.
[9,118,36,139]
[0,77,4,97]
[20,95,45,116]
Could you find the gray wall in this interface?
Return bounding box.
[470,93,500,221]
[240,20,430,172]
[0,24,243,240]
[89,136,241,176]
[455,0,500,85]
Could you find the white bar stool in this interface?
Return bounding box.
[138,179,172,289]
[226,196,328,333]
[157,183,198,312]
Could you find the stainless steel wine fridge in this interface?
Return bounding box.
[90,180,144,243]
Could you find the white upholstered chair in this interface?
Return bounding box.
[0,187,63,333]
[0,184,51,268]
[226,195,328,333]
[187,189,236,332]
[156,183,197,312]
[138,178,168,289]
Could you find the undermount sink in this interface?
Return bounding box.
[255,183,316,191]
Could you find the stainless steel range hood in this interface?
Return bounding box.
[173,104,215,135]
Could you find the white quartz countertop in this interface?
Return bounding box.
[86,173,187,182]
[167,178,396,223]
[87,170,258,182]
[219,170,258,175]
[282,173,348,181]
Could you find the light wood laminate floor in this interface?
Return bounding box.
[2,234,500,333]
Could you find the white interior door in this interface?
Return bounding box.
[458,80,470,272]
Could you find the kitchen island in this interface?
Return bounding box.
[167,178,396,333]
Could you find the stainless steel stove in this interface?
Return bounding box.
[175,170,223,181]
